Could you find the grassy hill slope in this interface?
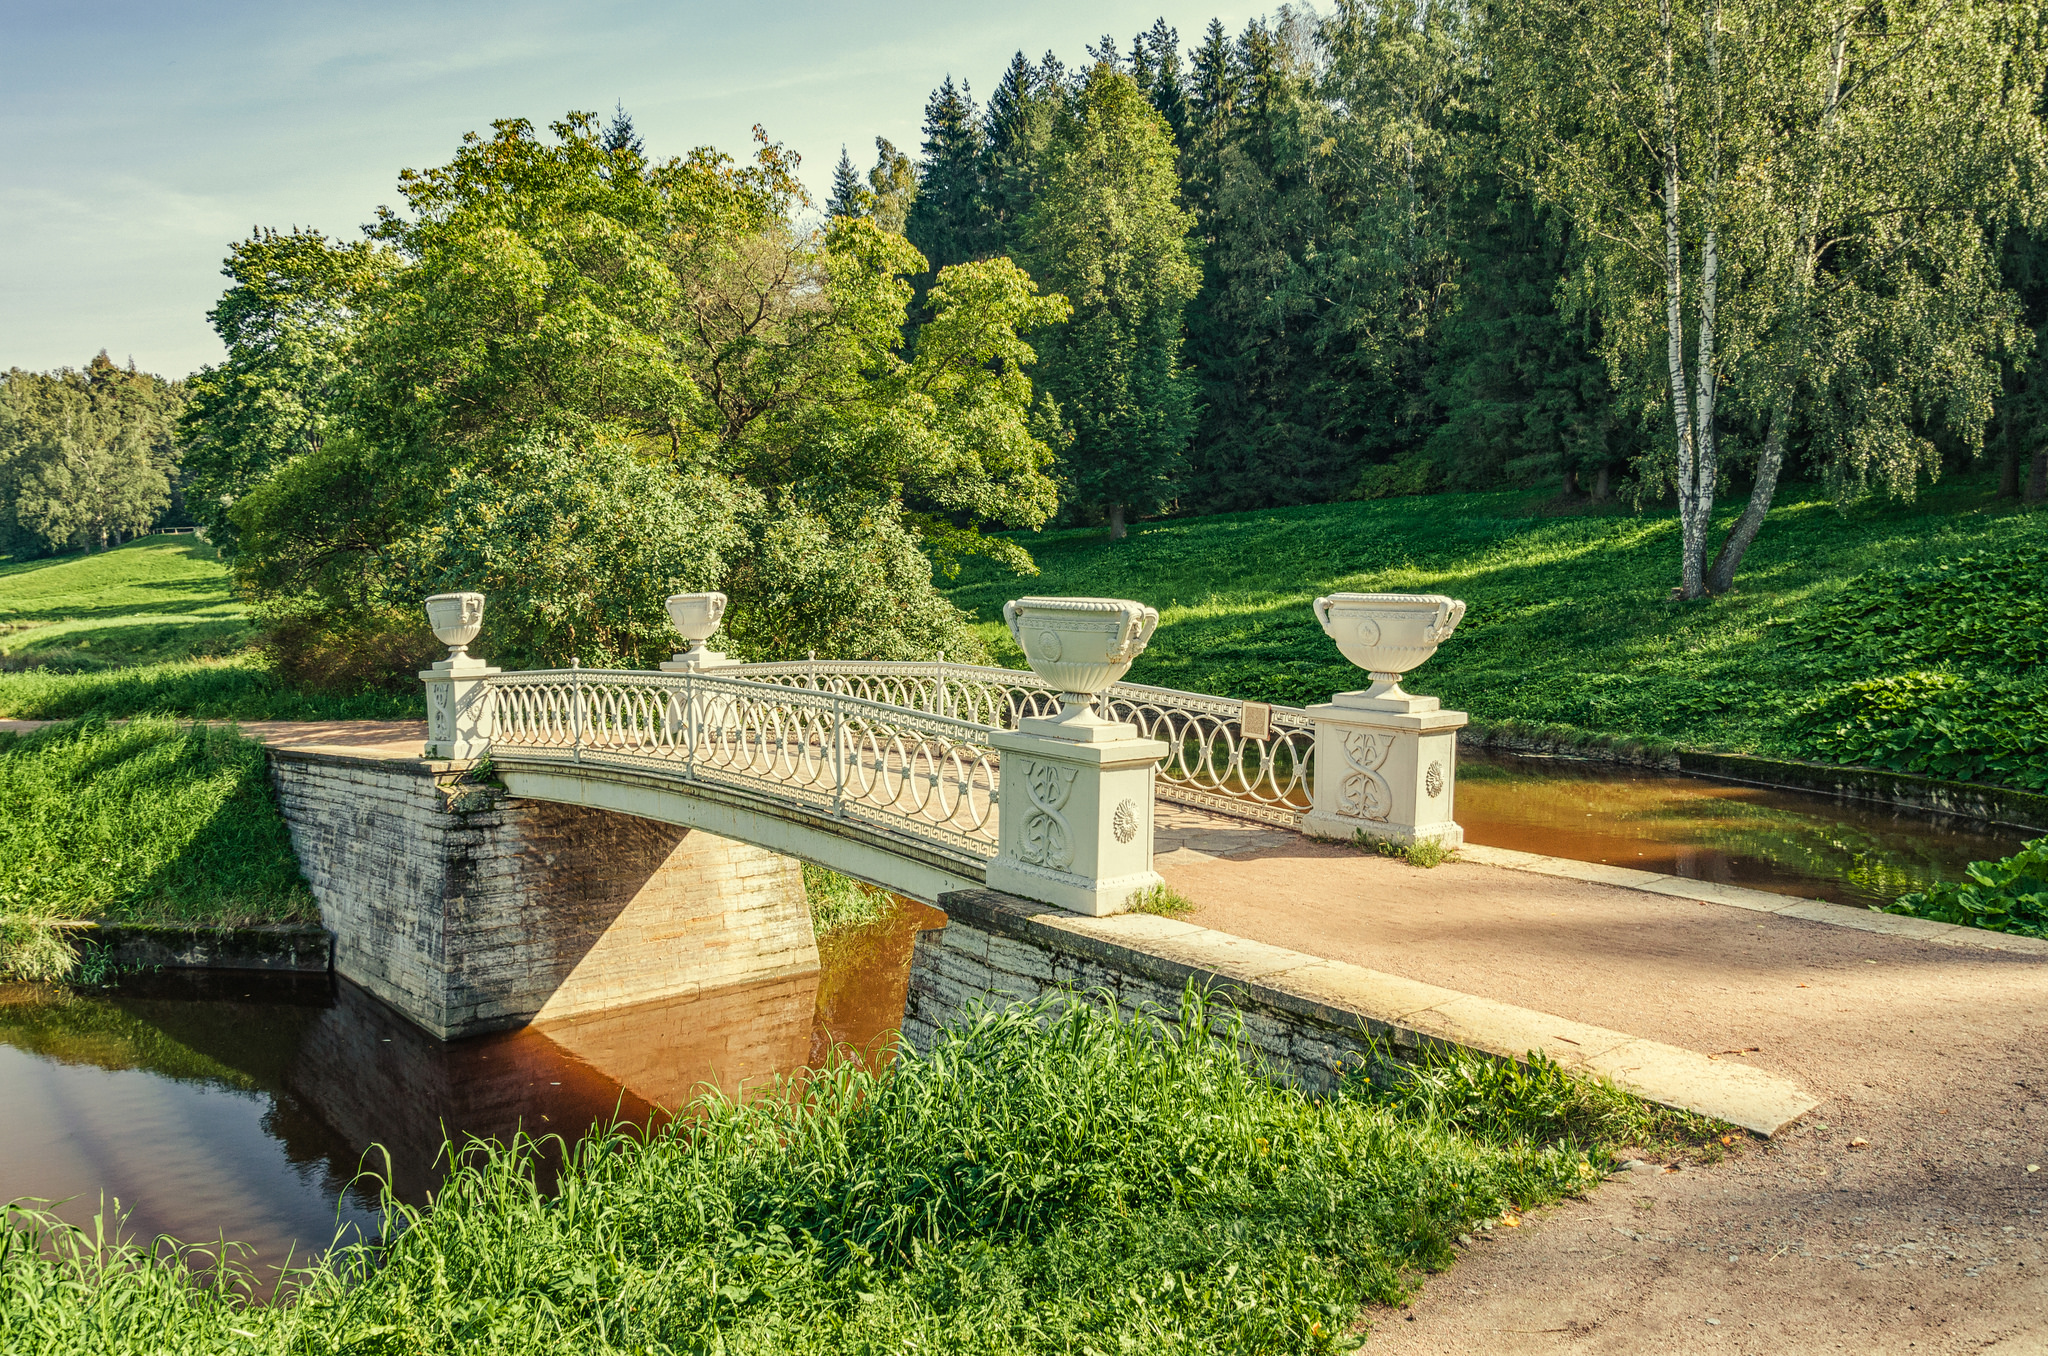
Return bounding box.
[945,477,2048,791]
[0,538,414,720]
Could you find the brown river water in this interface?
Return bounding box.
[0,899,945,1283]
[1,756,2032,1278]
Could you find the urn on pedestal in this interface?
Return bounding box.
[1002,596,1160,742]
[1300,592,1468,849]
[420,593,499,761]
[661,592,736,673]
[1311,592,1466,712]
[986,596,1170,917]
[425,592,487,669]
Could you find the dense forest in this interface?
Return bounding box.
[857,4,2048,573]
[5,0,2046,656]
[0,355,186,557]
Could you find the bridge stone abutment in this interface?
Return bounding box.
[268,747,818,1039]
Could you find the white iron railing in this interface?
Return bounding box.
[729,659,1313,828]
[486,667,1002,862]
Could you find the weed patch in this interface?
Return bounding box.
[1128,881,1196,915]
[802,863,895,937]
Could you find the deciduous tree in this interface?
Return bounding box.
[1489,0,2048,596]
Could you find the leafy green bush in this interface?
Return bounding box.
[408,437,750,671]
[1880,837,2048,937]
[0,994,1637,1354]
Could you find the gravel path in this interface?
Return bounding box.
[1158,838,2048,1354]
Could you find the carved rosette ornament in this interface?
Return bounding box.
[1425,759,1445,799]
[1112,798,1139,844]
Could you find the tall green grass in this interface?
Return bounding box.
[800,863,896,937]
[0,994,1676,1355]
[0,654,419,721]
[947,477,2048,790]
[0,717,315,977]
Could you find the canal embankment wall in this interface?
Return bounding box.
[907,887,1818,1137]
[265,748,818,1039]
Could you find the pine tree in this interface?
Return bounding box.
[826,144,866,219]
[906,77,988,272]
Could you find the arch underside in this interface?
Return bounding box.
[493,754,988,907]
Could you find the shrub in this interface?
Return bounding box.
[1880,837,2048,938]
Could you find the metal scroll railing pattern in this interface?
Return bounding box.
[729,660,1314,828]
[485,668,1001,858]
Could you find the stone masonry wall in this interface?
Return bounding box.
[270,749,818,1039]
[904,889,1383,1092]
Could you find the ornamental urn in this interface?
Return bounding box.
[1004,596,1159,721]
[1311,592,1466,710]
[665,592,727,652]
[424,592,485,661]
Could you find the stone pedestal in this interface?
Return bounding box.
[984,726,1167,917]
[659,647,737,674]
[420,656,500,761]
[1298,693,1467,848]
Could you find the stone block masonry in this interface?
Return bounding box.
[269,748,819,1039]
[907,888,1817,1136]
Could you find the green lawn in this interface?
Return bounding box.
[946,477,2048,792]
[0,536,252,667]
[0,537,416,721]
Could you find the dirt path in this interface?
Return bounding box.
[1158,838,2048,1353]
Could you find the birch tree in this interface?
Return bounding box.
[1488,0,2048,597]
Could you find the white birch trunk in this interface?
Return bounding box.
[1660,0,1706,600]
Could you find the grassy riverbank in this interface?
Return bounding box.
[0,538,414,721]
[0,995,1709,1355]
[949,476,2048,792]
[0,717,315,979]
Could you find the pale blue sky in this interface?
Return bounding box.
[1,1,1261,378]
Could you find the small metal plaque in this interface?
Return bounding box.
[1240,701,1273,741]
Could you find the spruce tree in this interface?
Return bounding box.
[826,144,866,219]
[601,102,643,159]
[906,77,988,271]
[984,54,1061,257]
[1020,65,1200,538]
[1134,20,1189,151]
